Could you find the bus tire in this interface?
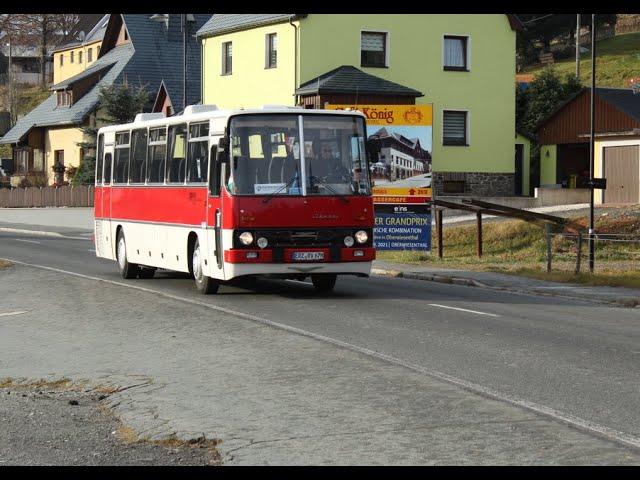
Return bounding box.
[138,267,156,279]
[311,273,337,293]
[192,238,219,294]
[116,230,140,279]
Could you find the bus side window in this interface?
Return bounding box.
[129,128,148,184]
[209,146,219,195]
[96,134,104,185]
[148,127,167,184]
[114,131,130,184]
[167,123,187,183]
[103,153,112,185]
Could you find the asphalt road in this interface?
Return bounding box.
[1,229,640,463]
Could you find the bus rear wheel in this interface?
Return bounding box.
[116,230,140,279]
[138,267,156,279]
[311,274,337,293]
[192,238,219,294]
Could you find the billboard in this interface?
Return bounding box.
[327,105,434,251]
[326,104,433,188]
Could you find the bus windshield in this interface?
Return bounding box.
[227,114,371,196]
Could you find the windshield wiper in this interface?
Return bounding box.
[262,171,300,204]
[309,176,350,204]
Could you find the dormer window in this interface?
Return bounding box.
[56,90,73,108]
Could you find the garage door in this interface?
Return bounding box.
[603,145,639,204]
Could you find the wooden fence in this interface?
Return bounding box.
[0,186,94,208]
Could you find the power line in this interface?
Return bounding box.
[522,14,555,25]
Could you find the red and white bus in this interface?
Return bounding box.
[94,105,375,293]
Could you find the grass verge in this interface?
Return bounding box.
[377,208,640,289]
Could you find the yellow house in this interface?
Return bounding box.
[1,14,210,186]
[197,14,524,197]
[52,15,109,85]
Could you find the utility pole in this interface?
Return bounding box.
[182,13,187,112]
[588,14,596,273]
[575,14,581,80]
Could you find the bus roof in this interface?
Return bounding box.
[97,105,366,136]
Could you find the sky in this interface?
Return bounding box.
[366,125,432,152]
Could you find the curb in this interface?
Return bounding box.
[371,267,640,308]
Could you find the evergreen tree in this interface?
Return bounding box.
[522,67,582,135]
[74,82,149,185]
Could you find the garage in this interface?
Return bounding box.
[603,145,639,204]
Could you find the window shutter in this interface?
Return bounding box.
[443,111,467,145]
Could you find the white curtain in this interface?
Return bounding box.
[444,37,465,67]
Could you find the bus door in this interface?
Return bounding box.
[101,140,115,259]
[94,133,104,255]
[206,140,225,280]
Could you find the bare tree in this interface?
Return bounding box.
[7,14,80,87]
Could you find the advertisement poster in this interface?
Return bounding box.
[326,104,433,188]
[327,105,434,251]
[371,187,432,251]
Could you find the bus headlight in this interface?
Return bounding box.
[344,235,355,247]
[257,237,268,249]
[355,230,368,244]
[239,231,254,246]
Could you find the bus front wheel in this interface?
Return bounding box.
[311,274,337,293]
[116,230,140,279]
[192,238,219,294]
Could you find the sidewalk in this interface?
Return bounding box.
[372,260,640,308]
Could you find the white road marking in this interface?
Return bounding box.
[285,279,310,285]
[14,239,41,244]
[0,227,89,241]
[428,303,500,317]
[88,249,96,253]
[2,256,640,452]
[0,310,28,317]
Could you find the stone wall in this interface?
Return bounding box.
[433,172,515,197]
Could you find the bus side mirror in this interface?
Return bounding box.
[217,137,229,164]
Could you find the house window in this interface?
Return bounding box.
[70,50,74,63]
[88,47,93,62]
[78,50,83,64]
[222,41,232,75]
[56,90,72,107]
[361,32,387,68]
[266,33,277,69]
[443,110,468,146]
[59,54,63,66]
[444,35,469,71]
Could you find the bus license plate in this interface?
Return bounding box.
[292,251,324,261]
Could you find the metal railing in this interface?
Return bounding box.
[0,186,94,208]
[545,227,640,274]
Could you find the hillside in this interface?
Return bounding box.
[523,32,640,88]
